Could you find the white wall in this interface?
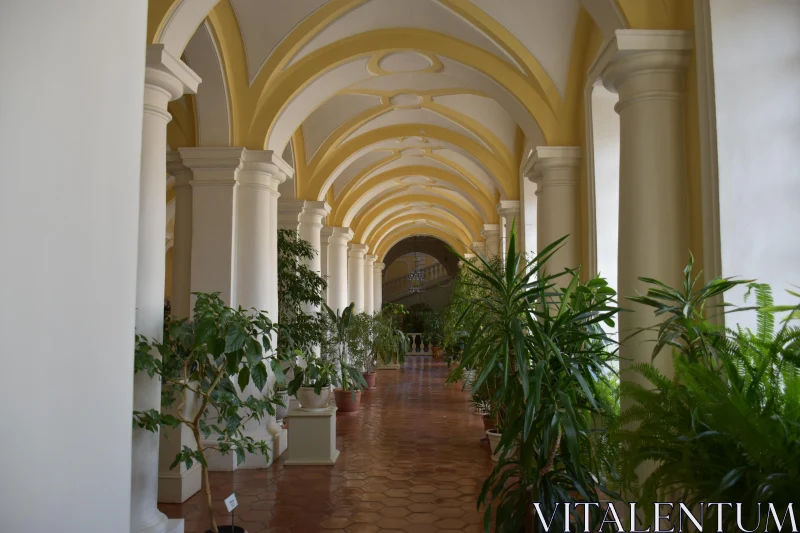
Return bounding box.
[0,1,146,530]
[711,0,800,329]
[591,85,620,338]
[523,175,538,257]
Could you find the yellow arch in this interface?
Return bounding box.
[308,124,515,200]
[375,226,469,261]
[245,28,563,150]
[357,205,479,244]
[351,192,487,242]
[334,165,495,226]
[369,213,474,251]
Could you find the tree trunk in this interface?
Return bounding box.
[194,426,217,533]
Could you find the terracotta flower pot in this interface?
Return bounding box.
[482,414,495,432]
[362,372,377,389]
[334,388,362,412]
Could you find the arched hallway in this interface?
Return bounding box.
[159,357,491,532]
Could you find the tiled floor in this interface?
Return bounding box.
[159,356,494,532]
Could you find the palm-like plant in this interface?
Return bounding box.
[323,303,368,392]
[450,230,620,532]
[615,257,800,528]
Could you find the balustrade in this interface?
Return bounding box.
[405,332,433,355]
[382,262,450,300]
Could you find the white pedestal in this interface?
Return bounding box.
[272,427,288,459]
[285,406,339,466]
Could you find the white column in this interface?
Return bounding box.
[363,255,377,314]
[1,3,146,530]
[349,244,369,312]
[297,201,331,314]
[373,262,385,312]
[235,150,291,466]
[328,228,353,311]
[481,224,501,257]
[320,226,334,303]
[180,147,243,307]
[167,153,192,319]
[529,147,581,278]
[602,30,691,380]
[497,201,522,253]
[133,46,199,533]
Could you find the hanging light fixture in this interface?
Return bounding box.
[407,236,425,294]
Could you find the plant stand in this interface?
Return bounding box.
[285,406,340,465]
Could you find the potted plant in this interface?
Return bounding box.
[375,303,409,367]
[133,293,289,533]
[288,351,337,409]
[323,303,368,412]
[347,311,378,389]
[273,383,290,422]
[448,229,620,531]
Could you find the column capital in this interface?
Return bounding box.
[496,200,521,217]
[178,147,244,187]
[599,30,692,111]
[481,223,501,238]
[166,151,192,188]
[298,201,331,226]
[349,243,369,258]
[143,45,200,123]
[364,255,377,266]
[327,226,354,245]
[239,150,293,193]
[373,262,385,271]
[527,146,581,189]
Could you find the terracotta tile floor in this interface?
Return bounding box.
[159,356,494,532]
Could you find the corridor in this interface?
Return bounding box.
[160,356,493,532]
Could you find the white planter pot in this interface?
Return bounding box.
[486,430,503,462]
[297,386,330,410]
[274,390,289,421]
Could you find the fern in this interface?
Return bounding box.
[614,265,800,528]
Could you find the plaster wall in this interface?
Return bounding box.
[710,0,800,328]
[0,1,146,530]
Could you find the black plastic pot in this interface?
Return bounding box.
[205,526,246,533]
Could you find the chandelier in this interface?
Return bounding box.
[407,237,425,294]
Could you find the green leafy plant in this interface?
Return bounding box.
[287,349,338,394]
[449,230,620,532]
[277,229,327,354]
[374,303,410,365]
[614,258,800,528]
[347,311,378,373]
[133,293,289,533]
[323,303,368,393]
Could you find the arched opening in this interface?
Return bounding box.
[382,236,458,311]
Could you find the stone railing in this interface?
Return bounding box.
[405,332,433,355]
[382,263,449,300]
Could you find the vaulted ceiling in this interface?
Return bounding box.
[153,0,656,259]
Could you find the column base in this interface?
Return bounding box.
[272,427,288,459]
[203,431,276,471]
[158,462,201,503]
[166,519,185,533]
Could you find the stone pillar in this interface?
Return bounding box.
[363,255,377,314]
[373,262,385,312]
[235,150,291,467]
[528,147,581,279]
[166,153,192,319]
[328,228,353,311]
[180,147,244,307]
[278,199,304,232]
[320,226,334,303]
[497,200,522,254]
[481,224,501,258]
[297,201,331,314]
[349,244,368,312]
[602,30,692,381]
[132,45,199,533]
